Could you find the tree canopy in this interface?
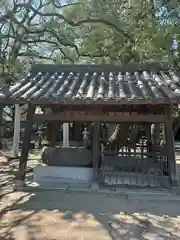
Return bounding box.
[0,0,180,84]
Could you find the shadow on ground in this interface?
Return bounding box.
[1,148,180,239]
[1,190,180,239]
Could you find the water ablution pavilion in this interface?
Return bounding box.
[1,63,180,190]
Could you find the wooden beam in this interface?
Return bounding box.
[164,105,177,186]
[145,124,152,152]
[33,111,165,123]
[43,104,165,114]
[0,104,4,149]
[12,104,21,157]
[92,122,100,181]
[49,121,58,146]
[15,104,35,190]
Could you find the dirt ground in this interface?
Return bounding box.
[1,151,180,239]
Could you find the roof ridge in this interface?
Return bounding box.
[31,62,171,74]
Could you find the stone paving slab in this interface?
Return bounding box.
[24,181,180,201]
[68,183,91,192]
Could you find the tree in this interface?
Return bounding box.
[1,0,179,76]
[0,0,82,83]
[1,0,180,148]
[58,0,180,149]
[63,0,180,64]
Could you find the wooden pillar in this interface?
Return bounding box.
[0,104,4,149]
[12,104,21,157]
[146,124,152,153]
[92,122,100,182]
[15,104,35,190]
[155,123,161,150]
[161,123,166,144]
[164,105,177,185]
[49,121,58,146]
[74,122,81,141]
[63,123,69,147]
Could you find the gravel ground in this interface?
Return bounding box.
[1,190,180,239]
[1,151,180,239]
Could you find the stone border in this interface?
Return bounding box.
[21,181,180,201]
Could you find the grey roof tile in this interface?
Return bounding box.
[2,64,180,104]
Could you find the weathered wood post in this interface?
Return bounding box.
[92,122,100,189]
[74,122,81,141]
[49,121,58,147]
[15,104,35,190]
[164,105,177,186]
[146,124,152,153]
[12,104,21,157]
[0,104,4,149]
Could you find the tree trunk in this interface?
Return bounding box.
[0,104,4,149]
[151,124,161,150]
[15,104,35,190]
[129,125,139,149]
[107,124,131,150]
[107,124,116,139]
[146,124,152,153]
[173,118,180,137]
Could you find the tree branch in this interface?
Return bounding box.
[18,52,56,62]
[21,3,134,42]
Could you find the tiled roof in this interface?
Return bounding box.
[1,64,180,104]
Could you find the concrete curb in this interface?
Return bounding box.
[127,192,180,201]
[23,182,180,201]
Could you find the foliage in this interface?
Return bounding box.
[69,0,180,64]
[0,0,81,83]
[0,0,180,85]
